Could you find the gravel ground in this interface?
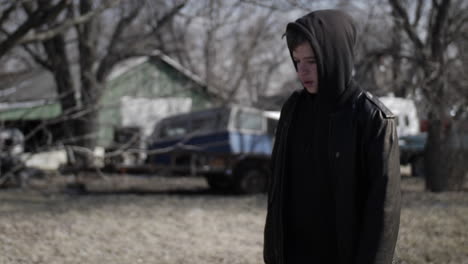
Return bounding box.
[0,172,467,264]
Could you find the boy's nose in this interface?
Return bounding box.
[298,64,309,74]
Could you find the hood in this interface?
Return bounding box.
[286,9,357,108]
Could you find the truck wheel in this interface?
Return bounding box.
[205,175,233,192]
[1,173,23,188]
[236,168,267,194]
[65,182,87,194]
[411,156,425,177]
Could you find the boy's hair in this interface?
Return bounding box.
[285,27,309,51]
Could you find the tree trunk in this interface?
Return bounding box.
[425,118,466,191]
[425,119,448,191]
[43,36,79,145]
[67,0,99,168]
[71,111,98,168]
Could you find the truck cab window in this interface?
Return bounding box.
[267,118,278,136]
[162,121,189,138]
[191,115,216,134]
[235,111,263,132]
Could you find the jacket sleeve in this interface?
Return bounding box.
[356,110,401,264]
[264,91,298,264]
[267,92,295,198]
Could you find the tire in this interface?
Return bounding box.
[65,182,87,194]
[205,175,233,192]
[411,156,425,177]
[235,168,267,194]
[0,173,22,188]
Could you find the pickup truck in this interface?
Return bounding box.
[399,133,427,176]
[379,96,427,176]
[146,105,279,194]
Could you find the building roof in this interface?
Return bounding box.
[108,50,206,89]
[0,69,60,120]
[0,51,206,106]
[0,52,214,121]
[0,69,57,103]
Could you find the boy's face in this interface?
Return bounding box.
[292,42,318,94]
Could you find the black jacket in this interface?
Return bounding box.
[264,10,401,264]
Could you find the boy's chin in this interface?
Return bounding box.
[304,86,318,94]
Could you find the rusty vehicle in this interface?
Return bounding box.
[146,105,279,193]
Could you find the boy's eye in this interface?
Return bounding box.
[294,59,316,65]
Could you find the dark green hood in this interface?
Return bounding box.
[286,9,358,108]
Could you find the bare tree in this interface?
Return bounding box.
[242,0,468,191]
[387,0,468,191]
[0,0,70,58]
[1,0,188,166]
[166,0,300,104]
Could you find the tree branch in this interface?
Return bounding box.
[412,0,424,27]
[108,5,142,55]
[389,0,424,51]
[149,1,187,35]
[22,43,52,70]
[0,2,16,28]
[96,1,187,83]
[430,0,451,59]
[95,4,143,82]
[0,0,71,58]
[18,2,113,45]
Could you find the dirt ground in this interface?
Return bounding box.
[0,172,467,264]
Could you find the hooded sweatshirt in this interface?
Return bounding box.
[286,9,358,110]
[265,9,401,264]
[283,9,359,263]
[284,90,339,263]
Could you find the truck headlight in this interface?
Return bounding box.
[208,157,226,169]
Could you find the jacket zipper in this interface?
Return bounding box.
[328,114,336,172]
[277,120,289,264]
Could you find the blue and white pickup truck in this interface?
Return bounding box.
[146,105,279,193]
[381,96,468,177]
[379,96,427,176]
[399,133,427,176]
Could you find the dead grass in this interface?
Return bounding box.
[0,173,466,264]
[395,176,468,264]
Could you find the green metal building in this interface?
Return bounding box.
[0,53,216,151]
